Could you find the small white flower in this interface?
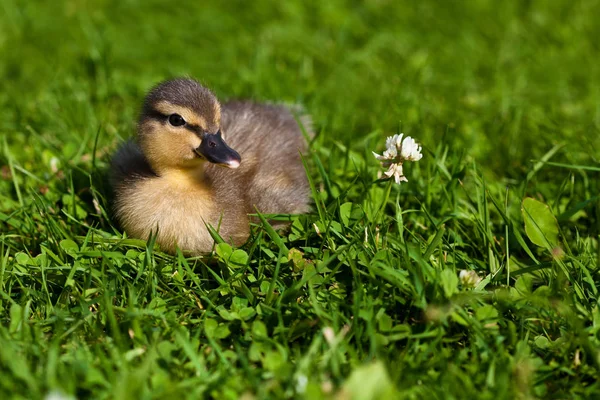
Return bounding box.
[295,374,308,393]
[44,391,76,400]
[399,136,423,161]
[384,163,408,184]
[387,134,402,149]
[322,325,350,347]
[49,157,60,173]
[382,146,397,159]
[459,270,482,288]
[322,326,335,345]
[373,133,423,184]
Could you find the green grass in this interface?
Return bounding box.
[1,0,600,398]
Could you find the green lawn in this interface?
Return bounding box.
[1,0,600,398]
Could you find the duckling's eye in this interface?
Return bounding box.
[168,114,186,127]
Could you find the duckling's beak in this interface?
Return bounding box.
[194,131,241,169]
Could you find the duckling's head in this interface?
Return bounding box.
[137,78,241,173]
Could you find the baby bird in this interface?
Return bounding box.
[110,78,311,255]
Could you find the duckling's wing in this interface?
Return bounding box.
[221,101,311,153]
[110,139,156,187]
[217,101,312,215]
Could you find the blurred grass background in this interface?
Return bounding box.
[1,0,600,399]
[2,0,598,169]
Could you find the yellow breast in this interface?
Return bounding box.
[114,170,233,254]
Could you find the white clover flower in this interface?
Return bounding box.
[44,391,76,400]
[322,326,335,345]
[373,133,423,184]
[384,163,408,184]
[459,270,482,288]
[399,136,423,161]
[295,374,308,394]
[49,157,60,173]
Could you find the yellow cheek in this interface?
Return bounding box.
[173,132,202,161]
[188,135,202,149]
[163,128,202,146]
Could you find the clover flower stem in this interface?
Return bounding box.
[375,178,394,221]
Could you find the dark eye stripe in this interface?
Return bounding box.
[185,124,203,136]
[147,109,168,121]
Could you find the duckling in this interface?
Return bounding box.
[110,78,311,255]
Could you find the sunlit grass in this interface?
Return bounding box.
[1,0,599,399]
